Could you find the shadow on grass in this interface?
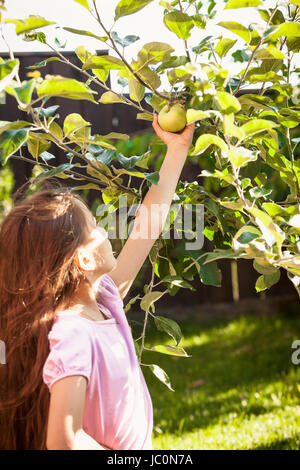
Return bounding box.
[252,437,300,450]
[129,312,300,439]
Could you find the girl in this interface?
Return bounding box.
[0,115,194,450]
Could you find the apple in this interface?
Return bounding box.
[158,103,187,133]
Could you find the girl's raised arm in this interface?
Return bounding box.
[109,115,195,302]
[46,375,109,450]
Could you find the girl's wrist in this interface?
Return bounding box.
[167,142,189,153]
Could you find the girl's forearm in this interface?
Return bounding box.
[139,145,188,234]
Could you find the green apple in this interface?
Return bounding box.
[158,103,187,133]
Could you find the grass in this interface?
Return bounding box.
[130,310,300,450]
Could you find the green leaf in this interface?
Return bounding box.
[0,59,19,93]
[191,134,227,156]
[156,55,189,72]
[217,21,250,43]
[160,275,196,290]
[140,291,166,312]
[253,259,278,275]
[76,47,110,83]
[147,364,175,391]
[193,13,207,29]
[223,114,245,140]
[82,55,126,71]
[248,70,282,84]
[98,91,125,104]
[256,46,285,60]
[215,38,237,58]
[27,134,51,159]
[262,202,285,217]
[63,27,107,41]
[75,46,109,83]
[246,207,284,250]
[0,128,29,164]
[249,187,272,199]
[149,95,166,113]
[149,344,191,357]
[199,261,222,287]
[35,105,60,118]
[111,32,140,48]
[100,132,129,141]
[225,0,262,8]
[138,64,161,89]
[154,315,182,346]
[203,249,242,264]
[5,15,55,35]
[145,171,160,185]
[137,112,153,121]
[75,45,92,64]
[63,113,90,136]
[0,120,32,133]
[186,109,208,124]
[24,31,46,44]
[238,93,272,111]
[115,0,154,21]
[255,270,280,292]
[232,49,250,63]
[214,91,241,114]
[37,77,97,102]
[128,78,145,102]
[220,199,245,210]
[49,122,64,141]
[27,57,61,69]
[270,22,300,40]
[73,0,90,9]
[137,42,174,65]
[241,119,277,137]
[163,11,194,40]
[5,79,35,106]
[167,68,192,85]
[286,36,300,52]
[123,293,141,314]
[233,225,262,244]
[34,163,75,182]
[39,151,55,164]
[101,187,121,204]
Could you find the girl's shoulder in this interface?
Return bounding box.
[48,314,93,347]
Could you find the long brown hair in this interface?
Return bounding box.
[0,180,93,449]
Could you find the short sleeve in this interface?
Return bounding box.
[42,320,92,392]
[96,273,124,308]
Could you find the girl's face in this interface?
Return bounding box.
[77,199,117,275]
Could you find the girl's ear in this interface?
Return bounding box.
[75,247,96,272]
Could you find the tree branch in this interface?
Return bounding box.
[91,0,171,103]
[233,5,279,96]
[45,42,150,114]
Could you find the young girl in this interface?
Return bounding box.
[0,115,194,450]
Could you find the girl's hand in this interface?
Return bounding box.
[152,113,195,152]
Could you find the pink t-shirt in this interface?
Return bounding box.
[42,273,153,450]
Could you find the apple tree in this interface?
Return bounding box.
[0,0,299,389]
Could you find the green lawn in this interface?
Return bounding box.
[132,311,300,450]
